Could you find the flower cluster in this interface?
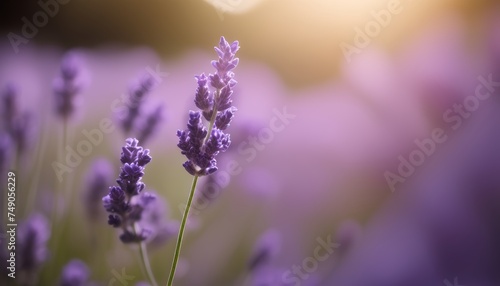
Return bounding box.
[1,83,32,156]
[102,138,155,243]
[177,37,239,176]
[18,214,50,275]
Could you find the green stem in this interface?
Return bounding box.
[166,174,199,286]
[167,90,219,285]
[134,223,158,286]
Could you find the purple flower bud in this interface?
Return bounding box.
[205,129,230,156]
[186,111,207,147]
[194,73,213,112]
[137,104,163,145]
[215,107,236,130]
[209,73,225,90]
[59,259,90,286]
[102,186,128,214]
[108,214,122,228]
[177,37,239,176]
[1,83,18,132]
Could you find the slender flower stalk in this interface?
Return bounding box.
[102,138,158,286]
[168,36,240,286]
[121,73,156,135]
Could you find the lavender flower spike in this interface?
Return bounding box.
[18,214,51,278]
[177,36,239,176]
[84,158,113,222]
[1,83,18,132]
[102,138,154,243]
[53,52,86,119]
[59,259,90,286]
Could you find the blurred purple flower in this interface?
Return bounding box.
[137,104,163,145]
[1,84,32,156]
[177,36,239,176]
[53,52,86,119]
[59,259,90,286]
[335,220,362,258]
[121,72,156,134]
[84,158,113,222]
[102,138,156,243]
[0,133,12,173]
[18,214,50,275]
[1,83,18,132]
[138,191,177,246]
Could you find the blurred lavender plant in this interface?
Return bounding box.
[1,83,32,158]
[168,36,240,286]
[84,158,114,222]
[59,259,90,286]
[121,73,156,135]
[18,214,51,284]
[53,53,86,119]
[137,104,164,145]
[139,191,177,247]
[102,138,158,286]
[1,83,17,132]
[248,229,282,272]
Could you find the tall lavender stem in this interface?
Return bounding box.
[167,36,239,286]
[50,52,86,279]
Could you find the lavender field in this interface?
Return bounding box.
[0,1,500,285]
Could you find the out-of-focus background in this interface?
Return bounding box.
[0,0,500,285]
